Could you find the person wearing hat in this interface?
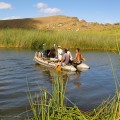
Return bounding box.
[57,46,63,61]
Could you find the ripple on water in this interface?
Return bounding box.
[0,50,120,117]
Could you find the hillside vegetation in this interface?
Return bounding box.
[0,15,120,51]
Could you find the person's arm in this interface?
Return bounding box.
[61,58,65,63]
[70,52,73,60]
[61,54,65,63]
[48,51,51,56]
[54,51,56,58]
[81,54,86,61]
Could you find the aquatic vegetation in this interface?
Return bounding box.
[0,28,120,119]
[89,87,120,120]
[0,28,120,51]
[26,72,120,120]
[19,38,120,120]
[88,58,120,120]
[26,76,89,120]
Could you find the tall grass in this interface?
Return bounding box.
[25,34,120,120]
[26,72,120,120]
[0,28,120,51]
[27,75,90,120]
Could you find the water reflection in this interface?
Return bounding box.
[34,64,81,88]
[0,49,119,118]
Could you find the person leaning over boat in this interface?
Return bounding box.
[61,48,70,66]
[48,47,56,58]
[57,46,63,61]
[73,48,86,64]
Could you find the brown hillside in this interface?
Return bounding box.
[0,15,120,31]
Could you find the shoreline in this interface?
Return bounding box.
[0,46,118,52]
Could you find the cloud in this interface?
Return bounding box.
[36,2,62,15]
[42,8,61,14]
[0,2,12,9]
[36,2,47,9]
[1,16,21,20]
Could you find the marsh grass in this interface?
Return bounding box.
[26,76,90,120]
[26,71,120,120]
[89,92,120,120]
[25,35,120,120]
[88,45,120,120]
[1,28,119,119]
[0,28,120,51]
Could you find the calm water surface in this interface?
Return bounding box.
[0,49,120,119]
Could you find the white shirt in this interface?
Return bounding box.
[67,51,73,61]
[57,48,63,60]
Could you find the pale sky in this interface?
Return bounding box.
[0,0,120,23]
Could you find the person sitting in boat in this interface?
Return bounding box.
[35,51,42,58]
[48,47,56,58]
[61,48,70,65]
[73,48,86,64]
[57,46,63,61]
[67,48,73,62]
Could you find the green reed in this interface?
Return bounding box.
[23,29,120,119]
[0,28,120,51]
[88,43,120,120]
[27,75,90,120]
[88,54,120,120]
[26,67,119,120]
[25,37,120,119]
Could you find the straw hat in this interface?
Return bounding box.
[58,46,62,48]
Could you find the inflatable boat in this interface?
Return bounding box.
[33,52,90,72]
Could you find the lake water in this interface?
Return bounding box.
[0,49,120,119]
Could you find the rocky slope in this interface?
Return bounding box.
[0,15,120,31]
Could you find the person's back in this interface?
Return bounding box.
[62,49,70,65]
[76,52,81,62]
[63,53,69,65]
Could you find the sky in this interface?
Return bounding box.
[0,0,120,23]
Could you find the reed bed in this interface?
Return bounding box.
[20,36,120,119]
[26,76,89,120]
[26,73,120,120]
[0,28,120,119]
[0,28,120,51]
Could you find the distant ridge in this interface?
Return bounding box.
[0,15,120,31]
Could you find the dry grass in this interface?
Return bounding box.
[0,15,120,31]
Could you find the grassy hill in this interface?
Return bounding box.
[0,16,120,51]
[0,15,120,31]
